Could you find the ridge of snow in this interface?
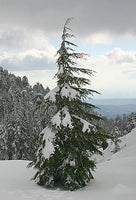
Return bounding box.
[94,127,136,164]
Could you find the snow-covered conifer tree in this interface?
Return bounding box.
[30,19,108,190]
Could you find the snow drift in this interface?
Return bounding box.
[0,128,136,200]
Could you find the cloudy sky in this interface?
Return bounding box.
[0,0,136,98]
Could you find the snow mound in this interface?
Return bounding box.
[0,128,136,200]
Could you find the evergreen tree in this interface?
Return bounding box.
[30,19,109,191]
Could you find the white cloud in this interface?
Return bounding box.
[105,48,136,64]
[0,27,57,54]
[77,48,136,98]
[0,50,56,71]
[0,28,57,71]
[85,33,113,44]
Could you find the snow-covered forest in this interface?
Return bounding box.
[0,66,136,161]
[0,66,51,160]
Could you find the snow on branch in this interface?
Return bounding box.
[72,115,94,132]
[44,83,80,103]
[44,86,59,102]
[41,127,56,160]
[60,83,80,100]
[51,106,73,129]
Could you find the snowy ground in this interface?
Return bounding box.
[0,128,136,200]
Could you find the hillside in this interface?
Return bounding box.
[0,128,136,200]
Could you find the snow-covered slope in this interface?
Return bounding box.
[0,128,136,200]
